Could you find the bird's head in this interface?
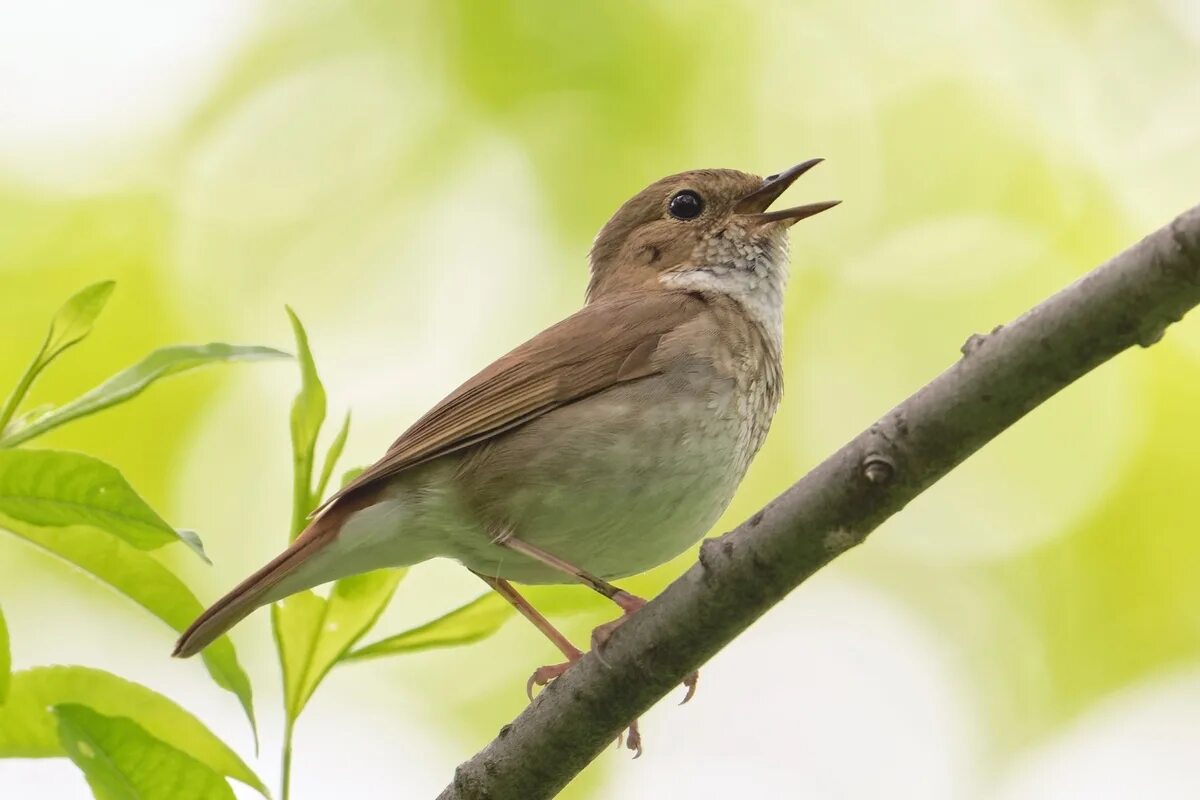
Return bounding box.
[587,160,838,302]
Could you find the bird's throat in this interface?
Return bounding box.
[661,230,789,350]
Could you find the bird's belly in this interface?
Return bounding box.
[451,382,754,584]
[504,452,738,583]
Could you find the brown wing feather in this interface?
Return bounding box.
[315,290,706,514]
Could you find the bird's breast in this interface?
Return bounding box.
[450,366,778,584]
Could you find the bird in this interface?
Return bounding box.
[174,160,838,753]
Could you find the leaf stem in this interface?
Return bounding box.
[0,354,41,444]
[281,716,295,800]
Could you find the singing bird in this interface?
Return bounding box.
[174,160,837,752]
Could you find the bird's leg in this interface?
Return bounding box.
[497,536,699,705]
[471,571,582,700]
[474,567,646,758]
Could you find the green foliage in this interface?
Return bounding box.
[37,282,117,366]
[3,520,255,732]
[0,449,198,554]
[270,310,516,798]
[273,315,403,721]
[54,704,236,800]
[0,606,9,704]
[0,282,280,795]
[347,593,515,661]
[0,288,261,732]
[0,294,519,799]
[274,309,361,799]
[0,343,287,449]
[313,412,351,508]
[0,667,265,795]
[273,570,405,718]
[285,306,327,541]
[0,282,115,437]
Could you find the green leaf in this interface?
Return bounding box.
[285,307,326,539]
[273,569,405,719]
[0,343,289,448]
[345,592,515,661]
[5,403,55,433]
[0,605,9,704]
[271,592,322,721]
[313,412,350,504]
[340,466,365,488]
[41,282,117,366]
[0,281,115,438]
[0,517,256,737]
[0,666,265,796]
[0,449,199,555]
[175,529,210,565]
[54,704,235,800]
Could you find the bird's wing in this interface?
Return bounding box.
[317,289,708,514]
[172,289,709,658]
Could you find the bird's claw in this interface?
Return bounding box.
[680,670,699,705]
[588,592,647,661]
[525,661,573,701]
[622,718,642,758]
[589,618,623,664]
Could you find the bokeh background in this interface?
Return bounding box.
[3,1,1200,797]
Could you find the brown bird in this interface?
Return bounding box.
[174,160,838,753]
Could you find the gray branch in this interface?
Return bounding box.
[439,204,1200,800]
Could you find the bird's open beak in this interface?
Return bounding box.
[734,158,840,225]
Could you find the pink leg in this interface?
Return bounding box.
[498,536,699,706]
[472,571,582,700]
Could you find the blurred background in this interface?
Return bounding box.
[2,0,1199,797]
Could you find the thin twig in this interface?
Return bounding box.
[439,204,1200,800]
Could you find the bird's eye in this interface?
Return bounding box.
[668,190,704,220]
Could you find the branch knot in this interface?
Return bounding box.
[861,452,895,485]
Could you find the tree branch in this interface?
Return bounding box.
[439,204,1200,800]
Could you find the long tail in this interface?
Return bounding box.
[173,511,345,658]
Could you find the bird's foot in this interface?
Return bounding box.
[525,654,644,757]
[590,591,700,705]
[526,657,578,701]
[523,589,695,757]
[588,590,645,653]
[617,718,643,758]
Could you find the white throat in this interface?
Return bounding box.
[660,226,789,348]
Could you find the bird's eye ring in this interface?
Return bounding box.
[668,190,704,220]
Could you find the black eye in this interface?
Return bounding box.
[668,190,704,220]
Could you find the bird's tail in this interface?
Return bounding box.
[173,513,343,658]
